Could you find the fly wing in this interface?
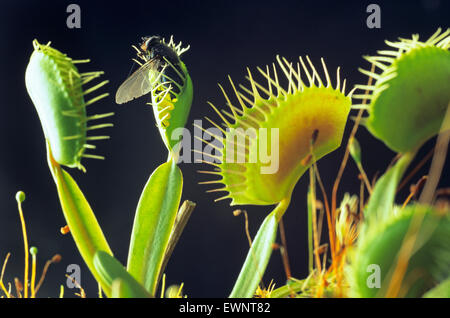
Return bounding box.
[115,58,161,104]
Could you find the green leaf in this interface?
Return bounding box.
[364,151,415,223]
[229,211,278,298]
[94,251,151,298]
[127,159,183,295]
[423,277,450,298]
[47,146,113,296]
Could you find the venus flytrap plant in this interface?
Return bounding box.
[14,28,449,299]
[124,36,194,295]
[200,56,353,206]
[342,29,450,249]
[347,28,450,298]
[25,40,117,296]
[199,56,354,297]
[25,36,194,298]
[150,37,193,153]
[268,30,450,298]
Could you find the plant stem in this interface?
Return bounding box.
[17,198,29,298]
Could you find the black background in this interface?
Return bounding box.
[0,0,448,298]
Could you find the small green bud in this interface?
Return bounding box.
[30,246,38,255]
[16,191,26,203]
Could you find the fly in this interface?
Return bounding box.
[115,35,182,104]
